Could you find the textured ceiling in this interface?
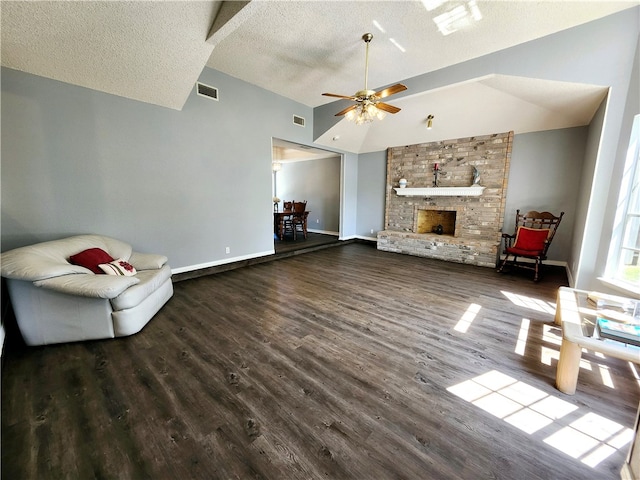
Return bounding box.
[1,1,635,153]
[207,0,634,107]
[1,1,223,110]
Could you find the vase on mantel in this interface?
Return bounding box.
[399,178,407,188]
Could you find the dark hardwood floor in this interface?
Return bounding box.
[3,243,639,479]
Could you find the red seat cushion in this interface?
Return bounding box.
[510,226,550,255]
[69,248,114,274]
[506,246,543,257]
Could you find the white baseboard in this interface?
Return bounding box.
[172,249,275,275]
[565,266,575,287]
[307,228,339,236]
[354,235,377,241]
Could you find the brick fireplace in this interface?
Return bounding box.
[377,132,513,267]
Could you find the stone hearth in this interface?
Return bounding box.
[378,132,513,267]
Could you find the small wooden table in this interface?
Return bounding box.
[555,287,640,394]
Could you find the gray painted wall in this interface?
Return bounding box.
[340,152,359,240]
[1,67,315,270]
[277,157,341,234]
[505,127,587,263]
[572,98,607,284]
[356,150,387,238]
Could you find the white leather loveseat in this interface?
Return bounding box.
[1,234,173,346]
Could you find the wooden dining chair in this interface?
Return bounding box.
[292,201,308,240]
[276,201,294,239]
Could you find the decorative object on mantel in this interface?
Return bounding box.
[433,162,448,187]
[472,166,481,185]
[426,115,434,130]
[399,178,407,188]
[393,186,486,196]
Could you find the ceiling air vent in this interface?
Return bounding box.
[196,82,219,101]
[293,115,306,127]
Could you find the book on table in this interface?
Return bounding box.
[597,317,640,347]
[587,291,630,308]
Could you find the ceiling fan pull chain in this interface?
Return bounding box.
[364,37,370,91]
[362,33,373,93]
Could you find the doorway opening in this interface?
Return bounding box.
[271,138,342,252]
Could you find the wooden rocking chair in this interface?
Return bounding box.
[497,210,564,282]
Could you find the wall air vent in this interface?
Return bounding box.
[196,82,219,101]
[293,115,306,127]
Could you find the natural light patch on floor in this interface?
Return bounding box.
[598,365,615,389]
[501,291,556,315]
[542,324,562,346]
[515,318,530,355]
[544,412,634,467]
[629,362,640,389]
[447,370,634,467]
[540,345,560,366]
[454,303,481,333]
[538,324,563,365]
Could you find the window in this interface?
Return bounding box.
[606,115,640,292]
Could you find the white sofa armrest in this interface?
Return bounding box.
[1,248,91,281]
[128,252,168,271]
[34,274,139,299]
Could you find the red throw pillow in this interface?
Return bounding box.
[513,227,550,252]
[69,248,114,274]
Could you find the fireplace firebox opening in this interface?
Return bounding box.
[416,209,457,235]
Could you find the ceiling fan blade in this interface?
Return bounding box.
[377,102,401,114]
[322,92,357,100]
[374,84,408,100]
[334,104,358,117]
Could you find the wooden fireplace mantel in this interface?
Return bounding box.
[393,186,485,197]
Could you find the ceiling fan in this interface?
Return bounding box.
[322,33,407,124]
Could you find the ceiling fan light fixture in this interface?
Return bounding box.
[322,33,407,125]
[347,102,387,125]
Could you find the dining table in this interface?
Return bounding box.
[274,209,309,240]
